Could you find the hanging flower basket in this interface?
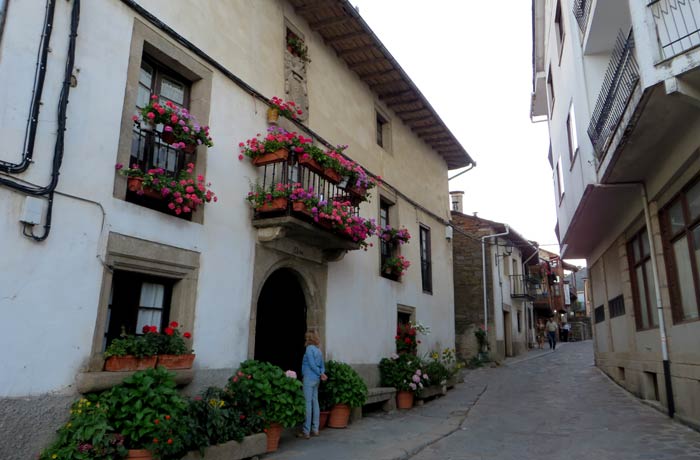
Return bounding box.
[257,197,288,213]
[126,177,162,200]
[252,148,289,166]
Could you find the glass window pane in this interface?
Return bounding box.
[139,282,165,309]
[668,200,686,236]
[643,261,659,327]
[688,182,700,221]
[136,309,162,333]
[640,231,650,258]
[636,266,649,329]
[632,237,641,262]
[672,236,699,320]
[160,76,185,106]
[139,63,153,87]
[137,84,151,109]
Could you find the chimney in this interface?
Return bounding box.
[450,191,464,213]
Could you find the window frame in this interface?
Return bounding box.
[627,229,659,330]
[420,224,432,294]
[660,180,700,324]
[556,158,565,203]
[554,0,566,63]
[114,20,213,224]
[547,66,555,116]
[566,102,579,166]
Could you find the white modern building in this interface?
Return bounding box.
[532,0,700,429]
[0,1,474,456]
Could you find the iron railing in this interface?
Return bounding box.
[587,29,639,159]
[254,152,360,220]
[650,0,700,60]
[572,0,592,34]
[130,126,195,178]
[510,275,534,299]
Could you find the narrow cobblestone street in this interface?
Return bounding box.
[269,341,700,460]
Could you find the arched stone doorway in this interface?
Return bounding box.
[254,268,307,375]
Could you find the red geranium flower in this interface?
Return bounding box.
[164,327,174,336]
[170,321,179,328]
[183,332,191,339]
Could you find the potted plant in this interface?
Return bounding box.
[239,127,311,166]
[379,354,428,410]
[100,367,191,459]
[395,323,419,356]
[39,397,128,460]
[382,255,411,279]
[267,96,304,124]
[317,379,332,430]
[286,33,311,63]
[311,200,377,249]
[289,184,319,217]
[323,361,368,428]
[135,96,213,153]
[154,322,195,369]
[246,182,292,213]
[225,360,304,452]
[379,226,411,246]
[116,163,217,216]
[103,330,158,372]
[475,325,489,357]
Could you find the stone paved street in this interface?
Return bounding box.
[268,341,700,460]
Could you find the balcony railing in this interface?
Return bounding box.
[587,29,639,159]
[510,275,534,299]
[130,125,196,179]
[572,0,592,34]
[650,0,700,60]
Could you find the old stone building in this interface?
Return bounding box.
[0,1,474,456]
[451,193,539,362]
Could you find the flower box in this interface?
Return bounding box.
[292,201,313,217]
[257,197,288,213]
[323,167,342,184]
[348,184,367,199]
[104,355,157,372]
[156,353,195,370]
[127,177,162,200]
[252,148,289,166]
[298,155,324,175]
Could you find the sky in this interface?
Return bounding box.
[351,1,574,261]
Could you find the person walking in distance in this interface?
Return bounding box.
[536,319,546,349]
[546,317,558,350]
[298,331,327,439]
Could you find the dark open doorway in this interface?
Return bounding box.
[254,268,307,376]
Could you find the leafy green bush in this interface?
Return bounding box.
[226,360,304,428]
[103,333,158,358]
[186,387,247,453]
[380,354,428,395]
[39,397,127,460]
[422,360,450,386]
[324,361,367,408]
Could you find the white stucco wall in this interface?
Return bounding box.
[0,0,458,396]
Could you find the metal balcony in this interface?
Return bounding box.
[572,0,592,34]
[650,0,700,60]
[510,275,534,299]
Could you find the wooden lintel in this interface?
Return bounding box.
[327,31,367,45]
[309,16,352,30]
[338,44,376,58]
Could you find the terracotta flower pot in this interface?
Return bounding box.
[292,201,313,217]
[327,403,350,428]
[298,155,324,175]
[104,355,157,372]
[323,168,342,184]
[257,197,288,213]
[157,354,195,370]
[265,422,284,452]
[252,148,289,166]
[397,390,414,409]
[126,177,162,200]
[161,130,176,145]
[126,449,152,460]
[319,410,330,430]
[267,107,280,124]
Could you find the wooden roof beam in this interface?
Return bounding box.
[406,116,436,126]
[309,16,352,30]
[379,89,414,100]
[338,43,376,58]
[420,132,451,141]
[397,109,431,120]
[359,68,397,81]
[369,76,403,90]
[295,0,328,15]
[393,104,425,114]
[327,30,367,45]
[348,55,387,70]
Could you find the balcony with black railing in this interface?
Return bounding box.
[650,0,700,60]
[249,151,372,258]
[587,29,640,160]
[572,0,592,34]
[510,275,535,299]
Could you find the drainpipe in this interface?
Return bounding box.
[482,225,510,346]
[592,182,674,417]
